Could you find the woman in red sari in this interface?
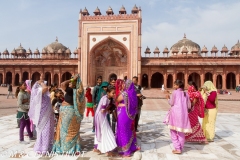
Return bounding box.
[185,81,208,144]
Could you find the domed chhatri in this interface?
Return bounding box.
[170,34,201,57]
[42,37,68,54]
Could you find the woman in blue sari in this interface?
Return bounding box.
[52,74,85,154]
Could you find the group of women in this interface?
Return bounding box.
[165,80,218,154]
[16,74,85,155]
[93,79,140,157]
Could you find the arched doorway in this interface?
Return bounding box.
[22,72,29,81]
[167,74,173,88]
[109,73,117,82]
[151,72,164,88]
[226,73,236,89]
[54,74,59,86]
[44,72,51,86]
[6,72,12,84]
[205,72,213,82]
[188,72,201,88]
[15,73,20,86]
[0,73,3,84]
[216,75,222,89]
[62,72,72,82]
[177,72,184,82]
[141,74,148,88]
[32,72,41,85]
[89,37,128,86]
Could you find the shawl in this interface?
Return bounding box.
[25,80,32,92]
[73,74,85,123]
[122,80,138,120]
[96,81,109,105]
[201,81,218,109]
[28,82,52,134]
[188,85,205,118]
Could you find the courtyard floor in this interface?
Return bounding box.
[0,87,240,160]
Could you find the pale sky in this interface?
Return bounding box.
[0,0,239,57]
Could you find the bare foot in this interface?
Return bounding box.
[93,148,101,154]
[106,152,117,157]
[172,150,181,154]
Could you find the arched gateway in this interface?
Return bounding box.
[88,38,129,86]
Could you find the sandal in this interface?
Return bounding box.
[172,150,181,154]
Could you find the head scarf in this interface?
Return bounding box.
[122,80,138,120]
[188,85,205,118]
[96,81,109,104]
[73,74,85,123]
[25,80,32,92]
[85,87,91,97]
[115,79,124,106]
[201,81,218,109]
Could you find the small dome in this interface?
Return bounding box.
[11,48,16,55]
[132,4,139,14]
[231,40,240,51]
[65,48,71,54]
[170,34,201,56]
[119,5,127,14]
[163,46,169,53]
[16,43,26,54]
[221,44,229,53]
[26,48,32,54]
[42,37,68,54]
[106,6,114,15]
[81,7,90,16]
[42,48,47,54]
[57,48,63,54]
[34,48,40,54]
[3,48,9,55]
[201,45,208,53]
[211,45,218,52]
[144,46,151,54]
[94,7,101,15]
[153,46,160,53]
[74,47,78,54]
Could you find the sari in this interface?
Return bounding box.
[24,80,34,133]
[201,81,218,141]
[185,85,207,142]
[116,80,138,156]
[52,75,85,154]
[28,82,54,153]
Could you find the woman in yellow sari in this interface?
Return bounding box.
[201,81,218,142]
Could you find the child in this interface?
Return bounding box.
[16,81,35,144]
[164,80,192,154]
[51,89,63,132]
[94,85,117,157]
[85,87,94,122]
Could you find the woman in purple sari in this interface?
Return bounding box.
[115,79,139,157]
[28,80,54,154]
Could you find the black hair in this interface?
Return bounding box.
[174,80,186,96]
[109,77,117,82]
[97,76,102,81]
[15,81,25,98]
[188,81,198,91]
[132,76,138,81]
[106,85,115,93]
[124,76,127,80]
[49,83,58,92]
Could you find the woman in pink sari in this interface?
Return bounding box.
[185,81,208,144]
[115,79,139,157]
[165,80,192,154]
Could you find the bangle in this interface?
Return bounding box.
[70,79,74,82]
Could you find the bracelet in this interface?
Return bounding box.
[70,79,74,82]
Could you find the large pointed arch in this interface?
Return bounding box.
[88,37,130,86]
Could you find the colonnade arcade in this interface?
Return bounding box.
[0,71,75,86]
[141,71,239,90]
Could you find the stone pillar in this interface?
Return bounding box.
[184,72,188,89]
[200,73,204,87]
[58,73,61,85]
[222,74,226,90]
[236,74,239,87]
[173,73,176,84]
[213,73,217,87]
[164,73,167,89]
[12,73,15,86]
[3,71,5,84]
[148,73,151,89]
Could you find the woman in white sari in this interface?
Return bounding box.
[28,80,54,153]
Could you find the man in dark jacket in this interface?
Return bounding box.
[132,76,144,132]
[7,84,14,99]
[92,76,102,132]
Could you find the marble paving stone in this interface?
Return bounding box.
[0,111,240,160]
